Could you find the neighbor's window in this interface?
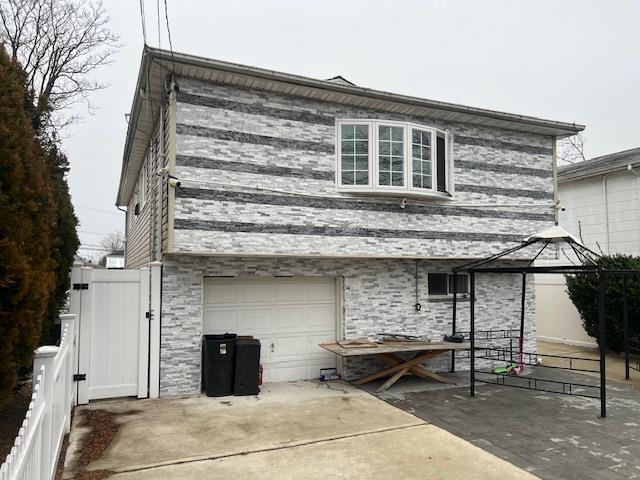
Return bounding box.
[337,120,451,196]
[428,273,469,296]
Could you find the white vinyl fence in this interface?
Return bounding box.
[0,314,77,480]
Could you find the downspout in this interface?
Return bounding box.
[602,172,612,255]
[627,164,640,254]
[117,205,127,263]
[551,136,559,260]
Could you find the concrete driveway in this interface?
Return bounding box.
[63,381,538,479]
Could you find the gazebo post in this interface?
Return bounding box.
[598,271,606,418]
[520,272,527,356]
[451,271,458,372]
[470,271,476,397]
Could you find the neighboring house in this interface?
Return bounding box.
[116,47,583,396]
[535,147,640,346]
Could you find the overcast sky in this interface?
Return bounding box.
[65,0,640,257]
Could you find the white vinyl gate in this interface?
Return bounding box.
[70,266,151,404]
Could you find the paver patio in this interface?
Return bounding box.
[369,368,640,480]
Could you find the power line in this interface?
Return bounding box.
[139,0,148,44]
[156,0,161,49]
[163,0,175,72]
[75,205,122,215]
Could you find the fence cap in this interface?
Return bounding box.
[34,345,59,358]
[59,313,77,320]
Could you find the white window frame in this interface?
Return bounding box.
[336,119,453,198]
[335,120,374,192]
[139,156,148,208]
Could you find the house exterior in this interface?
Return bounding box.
[116,47,584,397]
[535,147,640,346]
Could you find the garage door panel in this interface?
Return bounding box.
[203,309,238,333]
[272,335,305,361]
[271,307,304,331]
[238,308,272,332]
[305,282,335,302]
[273,283,305,302]
[241,283,272,303]
[204,282,239,303]
[304,305,336,330]
[305,332,337,357]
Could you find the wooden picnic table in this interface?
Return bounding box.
[320,340,471,392]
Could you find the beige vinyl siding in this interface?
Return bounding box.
[126,97,176,268]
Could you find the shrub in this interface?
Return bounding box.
[565,254,640,351]
[0,47,55,402]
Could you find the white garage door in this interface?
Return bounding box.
[203,277,338,383]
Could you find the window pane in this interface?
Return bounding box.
[355,171,368,185]
[341,155,354,171]
[437,133,446,192]
[355,141,368,154]
[341,125,355,140]
[412,129,432,190]
[428,273,448,295]
[341,171,354,185]
[340,124,369,186]
[379,126,404,187]
[355,125,368,139]
[448,274,469,294]
[341,141,354,154]
[355,155,369,170]
[379,127,390,141]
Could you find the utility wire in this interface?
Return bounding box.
[163,0,175,72]
[139,0,148,44]
[76,205,121,215]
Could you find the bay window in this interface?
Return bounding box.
[337,120,452,196]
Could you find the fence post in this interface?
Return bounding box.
[68,261,82,406]
[149,261,162,398]
[60,313,76,433]
[34,346,59,480]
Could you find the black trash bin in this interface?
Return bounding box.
[203,333,237,396]
[234,338,261,396]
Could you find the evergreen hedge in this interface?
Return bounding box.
[565,255,640,351]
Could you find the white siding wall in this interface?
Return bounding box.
[536,169,640,346]
[559,171,640,256]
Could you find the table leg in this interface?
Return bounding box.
[353,350,442,385]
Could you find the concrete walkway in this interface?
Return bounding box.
[63,381,538,479]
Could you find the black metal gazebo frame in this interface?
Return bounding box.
[449,231,639,418]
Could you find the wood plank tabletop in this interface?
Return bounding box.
[320,341,471,357]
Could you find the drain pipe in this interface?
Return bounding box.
[602,172,613,255]
[628,164,640,253]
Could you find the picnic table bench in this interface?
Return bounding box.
[320,340,471,392]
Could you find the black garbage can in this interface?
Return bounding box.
[234,338,261,396]
[203,333,237,396]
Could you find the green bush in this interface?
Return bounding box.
[0,47,55,403]
[565,254,640,351]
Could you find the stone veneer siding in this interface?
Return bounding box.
[160,254,536,396]
[170,76,556,260]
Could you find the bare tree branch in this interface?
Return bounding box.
[0,0,120,131]
[557,132,587,166]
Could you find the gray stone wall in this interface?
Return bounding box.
[160,254,536,396]
[170,76,556,259]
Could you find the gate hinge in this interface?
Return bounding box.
[145,311,152,320]
[73,373,86,382]
[72,283,89,290]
